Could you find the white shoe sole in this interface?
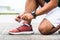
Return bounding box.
[8,31,34,35]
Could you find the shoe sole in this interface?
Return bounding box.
[8,31,34,35]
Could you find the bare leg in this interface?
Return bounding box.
[24,0,46,24]
[25,0,45,13]
[23,0,39,24]
[24,0,39,13]
[38,18,60,35]
[35,0,60,34]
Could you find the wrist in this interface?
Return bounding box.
[31,10,36,18]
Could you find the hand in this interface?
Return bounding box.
[21,13,34,21]
[15,13,24,22]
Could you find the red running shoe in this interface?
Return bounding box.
[8,24,34,35]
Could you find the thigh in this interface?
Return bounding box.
[38,18,54,33]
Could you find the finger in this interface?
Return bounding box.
[17,14,24,18]
[25,16,28,20]
[20,13,25,17]
[17,16,21,19]
[15,18,20,21]
[22,16,28,20]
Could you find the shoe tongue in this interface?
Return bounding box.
[19,20,31,26]
[20,22,30,26]
[23,23,30,26]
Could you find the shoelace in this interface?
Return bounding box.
[17,23,31,28]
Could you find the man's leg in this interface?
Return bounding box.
[24,0,45,24]
[9,0,39,35]
[24,0,39,13]
[38,18,60,35]
[22,0,39,24]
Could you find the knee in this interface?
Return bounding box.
[38,26,49,35]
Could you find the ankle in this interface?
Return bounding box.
[23,20,31,24]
